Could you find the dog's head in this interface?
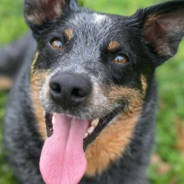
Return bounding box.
[24,0,184,183]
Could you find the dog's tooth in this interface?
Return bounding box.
[91,119,99,127]
[87,126,95,134]
[52,115,56,125]
[84,133,88,139]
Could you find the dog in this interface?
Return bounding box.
[4,0,184,184]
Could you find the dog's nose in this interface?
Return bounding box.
[49,73,92,109]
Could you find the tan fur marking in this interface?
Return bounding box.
[85,108,142,176]
[108,41,120,52]
[144,14,161,29]
[64,29,73,40]
[141,75,147,95]
[85,84,144,176]
[107,86,143,115]
[30,52,48,139]
[32,52,39,69]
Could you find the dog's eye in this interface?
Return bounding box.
[51,39,63,50]
[113,54,127,65]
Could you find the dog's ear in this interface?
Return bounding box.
[131,1,184,66]
[24,0,78,38]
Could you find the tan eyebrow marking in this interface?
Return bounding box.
[108,41,120,52]
[64,28,73,40]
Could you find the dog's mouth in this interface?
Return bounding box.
[45,109,121,150]
[40,108,122,184]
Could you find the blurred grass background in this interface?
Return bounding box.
[0,0,184,183]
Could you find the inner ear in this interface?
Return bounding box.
[143,12,184,58]
[25,0,66,26]
[24,0,78,34]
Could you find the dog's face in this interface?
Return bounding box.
[39,16,146,118]
[24,0,184,183]
[29,4,147,140]
[32,11,146,116]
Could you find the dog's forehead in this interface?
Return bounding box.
[93,13,107,24]
[70,12,109,26]
[61,11,125,41]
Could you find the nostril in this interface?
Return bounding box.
[71,88,86,98]
[50,82,61,93]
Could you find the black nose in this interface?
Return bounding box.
[49,72,92,109]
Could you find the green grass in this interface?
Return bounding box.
[0,0,28,44]
[0,0,184,183]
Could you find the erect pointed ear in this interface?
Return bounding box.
[132,1,184,66]
[24,0,78,38]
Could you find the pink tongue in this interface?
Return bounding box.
[40,114,89,184]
